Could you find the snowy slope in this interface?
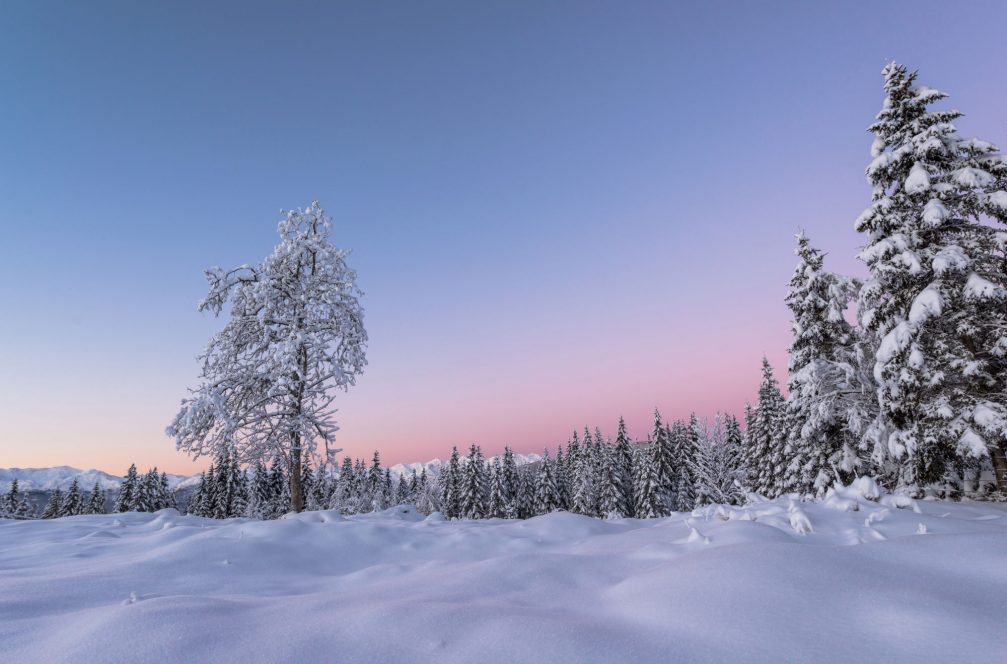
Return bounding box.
[0,467,191,493]
[1,481,1005,663]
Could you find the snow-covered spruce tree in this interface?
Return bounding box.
[501,446,520,518]
[649,410,676,508]
[783,232,868,496]
[613,417,635,516]
[394,473,411,506]
[41,488,64,519]
[597,444,628,518]
[366,451,384,512]
[63,478,83,516]
[167,202,367,513]
[633,447,664,518]
[459,444,488,519]
[745,358,787,497]
[381,468,393,508]
[86,482,106,514]
[440,447,462,519]
[114,464,140,512]
[571,435,598,517]
[691,414,746,506]
[856,63,1007,494]
[3,479,23,517]
[487,458,506,518]
[535,449,561,514]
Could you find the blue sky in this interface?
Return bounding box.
[2,1,1006,471]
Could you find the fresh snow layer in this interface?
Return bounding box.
[2,488,1006,663]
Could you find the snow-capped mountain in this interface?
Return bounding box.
[0,466,191,493]
[387,452,542,479]
[1,452,545,493]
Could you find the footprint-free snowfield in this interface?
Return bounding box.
[2,484,1006,664]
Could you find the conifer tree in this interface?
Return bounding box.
[3,478,21,517]
[855,63,1007,493]
[63,478,83,516]
[534,449,561,514]
[501,447,520,519]
[649,410,676,508]
[440,447,462,519]
[633,447,664,518]
[784,232,866,496]
[614,417,635,516]
[746,358,787,497]
[42,488,65,519]
[597,445,628,518]
[487,458,506,518]
[460,444,488,519]
[85,481,106,514]
[114,464,140,512]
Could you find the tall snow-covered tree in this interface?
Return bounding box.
[63,478,83,516]
[597,444,628,519]
[114,464,140,512]
[613,416,635,516]
[41,488,64,519]
[459,444,488,519]
[501,447,520,519]
[633,447,664,518]
[691,414,745,506]
[167,202,368,512]
[784,232,867,496]
[746,358,787,497]
[85,481,106,515]
[855,63,1007,493]
[534,449,561,514]
[440,447,462,519]
[649,410,676,507]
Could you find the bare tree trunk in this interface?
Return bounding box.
[990,441,1007,496]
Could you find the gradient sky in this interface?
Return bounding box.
[2,1,1006,474]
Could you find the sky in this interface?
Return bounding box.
[2,1,1006,474]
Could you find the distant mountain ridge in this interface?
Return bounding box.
[1,452,545,493]
[0,466,190,493]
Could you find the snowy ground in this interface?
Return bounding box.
[2,483,1006,663]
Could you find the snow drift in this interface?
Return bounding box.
[1,484,1005,663]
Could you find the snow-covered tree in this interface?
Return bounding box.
[613,417,634,516]
[3,479,32,518]
[783,232,868,496]
[633,447,664,518]
[745,358,787,497]
[63,478,83,516]
[501,447,520,519]
[460,444,488,519]
[571,434,598,517]
[41,488,64,519]
[691,414,746,506]
[440,447,461,519]
[649,410,676,507]
[534,449,561,514]
[597,444,628,519]
[114,464,140,512]
[85,482,106,515]
[855,63,1007,493]
[167,202,368,512]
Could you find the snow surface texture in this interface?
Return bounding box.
[2,481,1006,663]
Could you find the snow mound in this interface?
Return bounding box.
[2,490,1006,663]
